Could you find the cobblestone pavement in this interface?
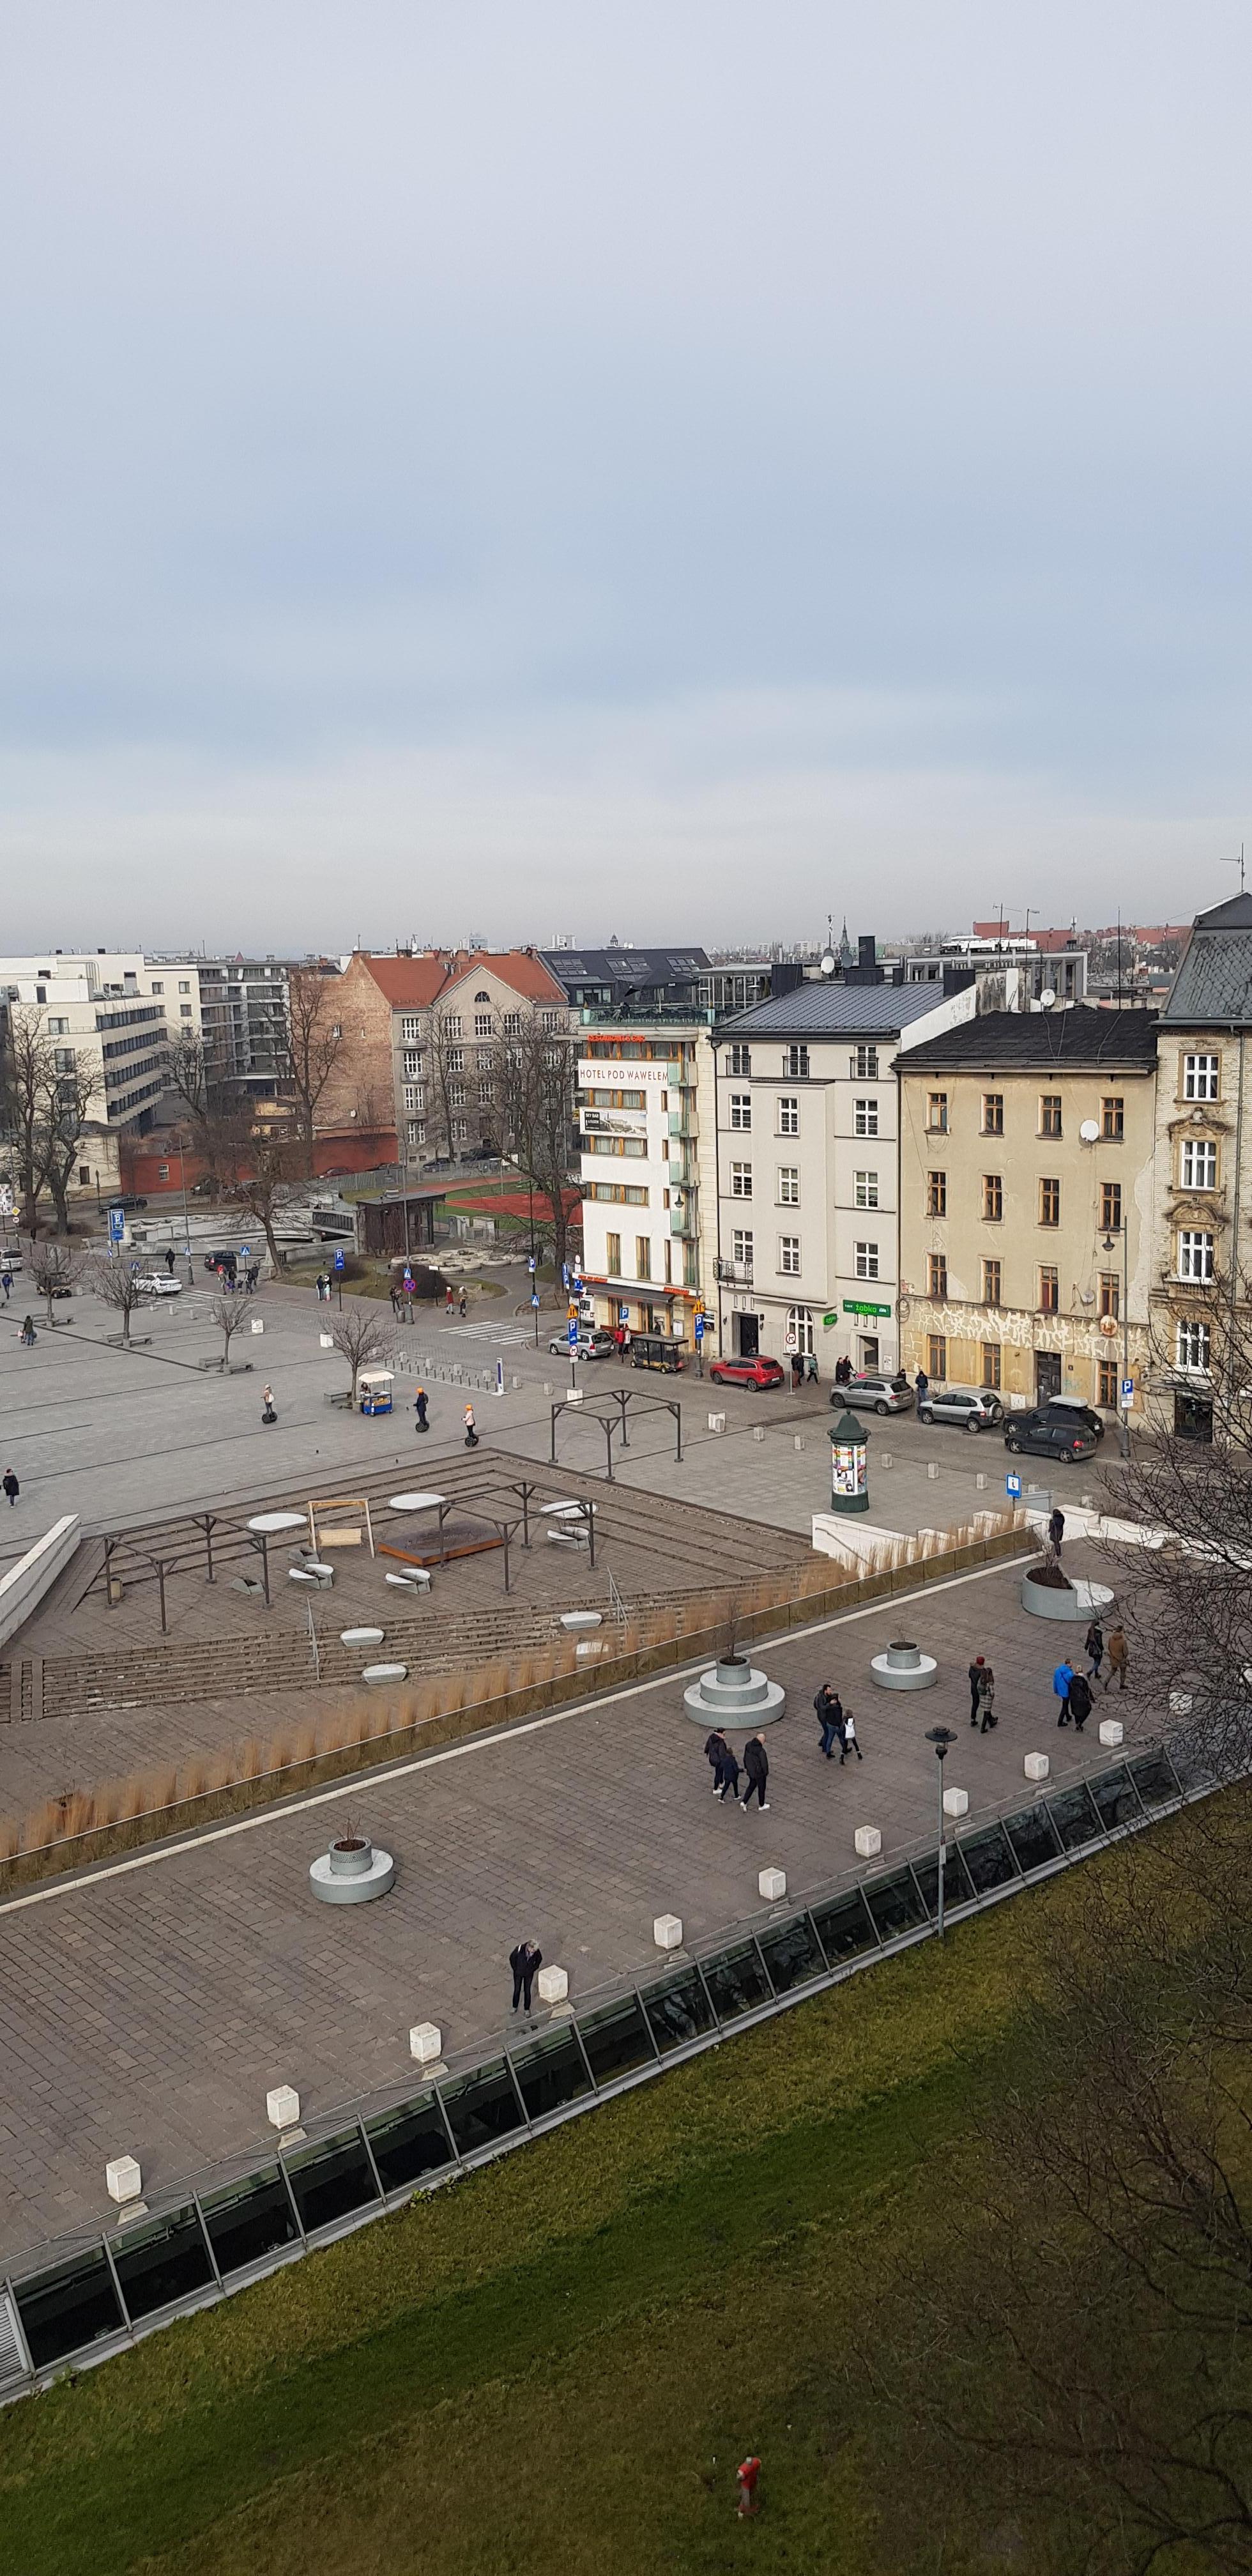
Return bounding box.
[0,1545,1152,2270]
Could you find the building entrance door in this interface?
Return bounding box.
[1035,1350,1062,1404]
[737,1312,760,1358]
[859,1334,880,1370]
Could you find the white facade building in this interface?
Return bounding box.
[0,951,186,1197]
[576,1023,708,1347]
[706,979,978,1377]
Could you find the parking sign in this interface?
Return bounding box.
[333,1247,345,1271]
[1120,1378,1134,1409]
[108,1206,126,1243]
[1005,1472,1022,1498]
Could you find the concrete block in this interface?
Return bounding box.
[1099,1717,1124,1748]
[512,1375,521,1389]
[250,1316,264,1333]
[853,1825,882,1860]
[880,1452,893,1468]
[537,1965,569,2004]
[1169,1689,1193,1715]
[975,1471,988,1490]
[1024,1751,1050,1782]
[752,1425,765,1443]
[105,2154,142,2206]
[565,1386,583,1404]
[942,1786,969,1818]
[653,1912,683,1950]
[409,2021,443,2064]
[794,1434,804,1452]
[542,1381,553,1395]
[267,2083,301,2133]
[319,1331,333,1348]
[758,1866,787,1902]
[926,1460,939,1480]
[708,1411,726,1432]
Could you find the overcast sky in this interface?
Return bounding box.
[2,3,1249,952]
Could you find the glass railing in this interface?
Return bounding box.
[3,1742,1200,2388]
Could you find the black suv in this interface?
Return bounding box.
[1004,1410,1099,1464]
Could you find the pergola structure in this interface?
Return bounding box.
[548,1388,683,1482]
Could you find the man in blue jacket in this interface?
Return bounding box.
[1053,1658,1075,1726]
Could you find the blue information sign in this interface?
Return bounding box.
[531,1292,540,1308]
[333,1247,345,1271]
[568,1319,578,1346]
[1005,1472,1022,1498]
[694,1316,704,1342]
[1120,1377,1134,1407]
[108,1206,125,1242]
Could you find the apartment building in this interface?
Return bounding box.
[315,949,571,1163]
[166,958,293,1103]
[576,1019,711,1346]
[1148,892,1252,1438]
[896,935,1088,1008]
[705,974,977,1376]
[0,950,178,1197]
[896,1009,1158,1418]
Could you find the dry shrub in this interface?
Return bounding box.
[62,1791,97,1839]
[268,1738,293,1773]
[179,1760,209,1802]
[118,1775,149,1821]
[0,1822,18,1860]
[236,1739,266,1782]
[21,1801,62,1853]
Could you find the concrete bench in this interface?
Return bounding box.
[385,1567,431,1591]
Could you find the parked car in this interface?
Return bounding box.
[708,1354,785,1391]
[916,1385,1004,1432]
[548,1328,616,1359]
[1041,1395,1107,1443]
[1004,1411,1099,1463]
[202,1250,239,1273]
[105,1195,148,1214]
[134,1273,183,1296]
[630,1333,684,1372]
[833,1372,914,1417]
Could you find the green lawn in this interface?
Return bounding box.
[0,1837,1189,2575]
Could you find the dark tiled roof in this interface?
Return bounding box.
[1161,901,1252,1025]
[895,1006,1159,1073]
[719,983,952,1038]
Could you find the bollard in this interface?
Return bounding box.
[266,2083,305,2143]
[653,1913,683,1950]
[854,1825,882,1859]
[975,1471,988,1490]
[752,1424,765,1442]
[794,1434,803,1452]
[409,2021,443,2066]
[758,1866,786,1902]
[926,1460,939,1480]
[880,1452,893,1468]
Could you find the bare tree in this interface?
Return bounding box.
[207,1287,256,1370]
[29,1241,84,1325]
[210,1121,305,1276]
[328,1305,395,1404]
[37,1052,98,1235]
[498,1010,577,1278]
[425,1003,466,1158]
[280,968,344,1171]
[87,1255,149,1346]
[0,1008,54,1235]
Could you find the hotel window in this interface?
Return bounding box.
[727,1043,752,1077]
[1184,1053,1219,1101]
[928,1252,947,1298]
[1100,1179,1122,1232]
[982,1174,1003,1222]
[606,1232,622,1273]
[1181,1138,1218,1189]
[1039,1176,1060,1226]
[403,1049,423,1076]
[1039,1266,1059,1312]
[729,1160,752,1199]
[779,1236,802,1275]
[1176,1317,1211,1370]
[852,1045,878,1078]
[855,1097,878,1138]
[781,1045,809,1078]
[778,1095,800,1136]
[403,1084,424,1112]
[855,1241,879,1280]
[729,1093,752,1130]
[1097,1360,1118,1409]
[542,1011,562,1032]
[1102,1096,1124,1140]
[927,1092,948,1132]
[732,1228,754,1269]
[474,1013,493,1038]
[1177,1229,1214,1282]
[444,1015,462,1039]
[448,1082,466,1108]
[927,1170,947,1217]
[928,1333,947,1378]
[447,1046,464,1073]
[1039,1094,1062,1138]
[401,1015,420,1042]
[1099,1271,1120,1317]
[982,1341,1002,1391]
[855,1170,878,1208]
[503,1011,522,1035]
[777,1165,799,1205]
[982,1092,1004,1135]
[407,1118,425,1147]
[635,1236,652,1281]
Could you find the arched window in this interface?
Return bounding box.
[787,1305,814,1355]
[475,989,491,1000]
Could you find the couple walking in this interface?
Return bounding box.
[813,1683,861,1763]
[703,1730,770,1809]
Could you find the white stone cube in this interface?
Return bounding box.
[793,1434,804,1452]
[758,1866,787,1902]
[854,1825,882,1860]
[942,1786,969,1818]
[752,1425,765,1443]
[880,1452,893,1468]
[319,1331,333,1348]
[1099,1718,1124,1748]
[926,1461,939,1480]
[409,2021,443,2064]
[266,2083,301,2133]
[537,1965,569,2005]
[1169,1689,1192,1715]
[707,1411,726,1432]
[975,1472,988,1491]
[1024,1751,1050,1782]
[250,1316,264,1333]
[105,2154,142,2205]
[653,1912,683,1950]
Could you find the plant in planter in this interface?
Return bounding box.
[1024,1560,1074,1590]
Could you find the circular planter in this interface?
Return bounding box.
[683,1653,786,1728]
[309,1834,395,1905]
[870,1637,939,1690]
[1019,1572,1116,1623]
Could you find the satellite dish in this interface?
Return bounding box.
[1039,987,1057,1008]
[820,951,837,977]
[1079,1119,1100,1143]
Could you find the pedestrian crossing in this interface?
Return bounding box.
[434,1320,533,1346]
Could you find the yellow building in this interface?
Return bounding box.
[896,1009,1159,1423]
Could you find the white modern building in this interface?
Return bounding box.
[576,1019,711,1350]
[0,951,187,1199]
[706,976,978,1377]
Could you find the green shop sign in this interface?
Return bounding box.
[841,1298,892,1319]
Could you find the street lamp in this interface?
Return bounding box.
[925,1725,958,1940]
[1103,1226,1131,1459]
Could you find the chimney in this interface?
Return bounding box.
[844,933,885,988]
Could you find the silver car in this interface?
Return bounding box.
[834,1372,915,1417]
[917,1384,1003,1432]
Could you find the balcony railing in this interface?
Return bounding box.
[714,1256,753,1286]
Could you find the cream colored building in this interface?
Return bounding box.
[1147,892,1252,1439]
[896,1008,1159,1422]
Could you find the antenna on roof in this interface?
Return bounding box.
[1221,843,1247,894]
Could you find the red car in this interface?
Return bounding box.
[708,1354,785,1391]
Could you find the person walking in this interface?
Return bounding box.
[1106,1625,1129,1691]
[164,1246,176,1275]
[459,1291,468,1319]
[463,1403,478,1447]
[261,1385,277,1424]
[705,1727,729,1790]
[389,1284,401,1317]
[1053,1656,1075,1726]
[445,1284,454,1313]
[19,1316,36,1346]
[977,1665,996,1731]
[790,1349,803,1391]
[1,1268,11,1302]
[968,1654,988,1726]
[814,1683,843,1759]
[839,1708,862,1763]
[2,1469,19,1508]
[1067,1669,1093,1733]
[509,1940,542,2014]
[915,1366,929,1402]
[1048,1505,1065,1561]
[740,1733,770,1811]
[715,1739,741,1800]
[1084,1618,1104,1680]
[414,1387,429,1434]
[736,2455,762,2520]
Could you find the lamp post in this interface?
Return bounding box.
[1103,1225,1131,1459]
[925,1724,958,1940]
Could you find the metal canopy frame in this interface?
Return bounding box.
[549,1388,682,1482]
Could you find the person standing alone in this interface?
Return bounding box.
[968,1655,988,1726]
[740,1733,770,1811]
[2,1468,18,1508]
[1105,1625,1129,1690]
[414,1387,429,1434]
[509,1940,542,2014]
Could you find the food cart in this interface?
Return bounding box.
[358,1368,394,1417]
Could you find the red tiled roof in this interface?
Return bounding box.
[358,950,567,1009]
